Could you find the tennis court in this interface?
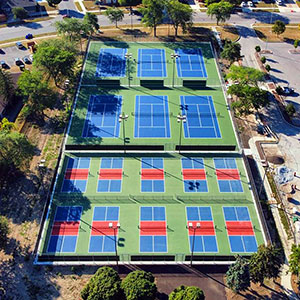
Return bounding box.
[181,157,208,193]
[134,95,171,138]
[175,48,207,78]
[47,206,82,253]
[180,96,221,139]
[214,158,243,193]
[61,157,90,193]
[141,158,165,192]
[82,95,122,138]
[186,207,218,253]
[89,206,119,253]
[95,48,127,77]
[137,49,167,77]
[223,206,258,253]
[140,206,167,253]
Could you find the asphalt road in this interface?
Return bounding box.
[0,9,299,42]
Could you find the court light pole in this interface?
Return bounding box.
[119,113,129,154]
[125,53,132,87]
[188,222,200,267]
[171,53,180,88]
[109,222,121,272]
[177,114,186,154]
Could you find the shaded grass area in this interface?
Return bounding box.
[216,25,239,41]
[254,26,300,42]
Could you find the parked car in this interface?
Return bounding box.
[15,58,24,67]
[0,61,9,69]
[248,1,254,6]
[16,42,24,49]
[241,1,248,7]
[283,86,294,95]
[276,0,283,5]
[23,57,31,64]
[25,33,33,39]
[29,54,34,62]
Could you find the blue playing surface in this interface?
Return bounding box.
[140,206,166,221]
[48,235,78,253]
[55,206,83,221]
[214,158,237,169]
[142,157,164,169]
[141,158,165,192]
[223,207,250,221]
[67,157,91,169]
[82,95,122,138]
[181,158,208,193]
[137,49,167,77]
[89,235,116,253]
[229,235,258,253]
[95,48,127,77]
[93,206,119,221]
[180,96,221,138]
[189,235,218,253]
[134,96,171,138]
[218,180,243,193]
[186,206,213,221]
[140,235,167,252]
[175,48,207,78]
[97,158,124,193]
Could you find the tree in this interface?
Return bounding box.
[285,103,296,117]
[226,65,265,86]
[260,56,266,64]
[228,84,269,115]
[81,266,124,300]
[0,131,35,174]
[105,7,124,28]
[272,20,286,38]
[265,64,271,72]
[83,12,99,35]
[0,69,15,105]
[121,270,157,300]
[220,40,241,64]
[47,0,62,6]
[33,39,77,88]
[226,255,250,293]
[169,285,205,300]
[12,7,28,20]
[0,118,14,132]
[289,244,300,278]
[139,0,165,37]
[0,216,9,249]
[255,45,261,52]
[166,0,193,37]
[249,244,283,285]
[207,1,233,26]
[17,70,58,117]
[294,39,299,49]
[55,18,84,41]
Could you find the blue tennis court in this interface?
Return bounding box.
[140,206,166,221]
[89,206,120,253]
[214,158,237,169]
[54,206,83,222]
[175,48,207,78]
[134,96,171,138]
[137,49,167,77]
[82,95,122,138]
[180,96,221,138]
[223,207,250,221]
[95,48,127,77]
[186,207,213,221]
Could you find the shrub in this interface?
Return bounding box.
[276,86,283,95]
[255,45,261,52]
[260,56,266,64]
[265,64,271,72]
[0,216,10,249]
[169,285,205,300]
[294,39,299,49]
[285,103,296,117]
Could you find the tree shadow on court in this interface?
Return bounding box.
[122,29,149,38]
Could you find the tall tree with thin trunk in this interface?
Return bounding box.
[207,1,233,26]
[139,0,165,37]
[83,12,99,35]
[166,0,193,37]
[105,7,124,28]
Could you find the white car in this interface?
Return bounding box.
[248,1,254,6]
[241,1,247,7]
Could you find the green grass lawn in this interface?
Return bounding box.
[38,153,265,261]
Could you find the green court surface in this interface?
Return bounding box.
[65,41,238,151]
[37,153,266,262]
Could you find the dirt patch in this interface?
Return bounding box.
[253,26,300,43]
[291,274,300,296]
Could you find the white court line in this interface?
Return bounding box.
[196,104,203,128]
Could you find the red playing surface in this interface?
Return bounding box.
[141,169,164,180]
[140,221,166,236]
[226,221,254,236]
[182,169,206,180]
[216,169,240,180]
[187,221,215,236]
[91,221,119,236]
[99,169,122,180]
[64,169,89,180]
[51,221,80,236]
